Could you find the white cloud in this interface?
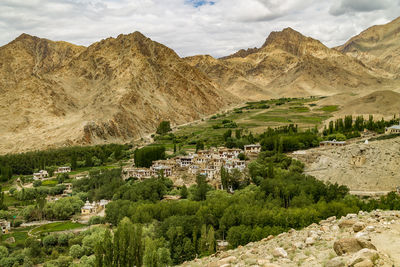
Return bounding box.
[0,0,399,57]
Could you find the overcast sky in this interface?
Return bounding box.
[1,0,399,57]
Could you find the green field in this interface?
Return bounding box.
[154,97,338,153]
[30,222,86,235]
[41,179,58,187]
[319,105,339,112]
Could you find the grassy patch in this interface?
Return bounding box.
[1,231,28,246]
[319,105,339,112]
[41,179,58,187]
[31,222,85,235]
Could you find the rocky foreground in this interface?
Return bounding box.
[180,210,400,267]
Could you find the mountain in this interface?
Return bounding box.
[186,28,383,101]
[0,32,237,153]
[336,16,400,78]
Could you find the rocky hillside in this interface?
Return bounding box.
[185,28,384,101]
[336,16,400,78]
[181,210,400,266]
[0,32,237,153]
[291,136,400,192]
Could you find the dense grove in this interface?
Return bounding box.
[323,115,399,139]
[134,146,166,168]
[0,144,130,179]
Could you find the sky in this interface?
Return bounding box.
[1,0,399,57]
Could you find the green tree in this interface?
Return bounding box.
[235,129,241,139]
[194,174,209,201]
[180,185,188,199]
[156,121,172,135]
[71,153,78,170]
[196,141,204,152]
[69,244,85,258]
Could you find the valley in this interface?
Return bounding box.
[0,14,400,267]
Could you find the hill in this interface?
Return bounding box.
[180,210,399,267]
[336,90,400,117]
[336,16,400,78]
[186,28,383,101]
[0,32,237,154]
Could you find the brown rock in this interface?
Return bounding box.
[353,222,366,232]
[333,238,376,256]
[339,219,357,228]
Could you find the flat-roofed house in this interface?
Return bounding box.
[33,170,49,180]
[177,156,194,167]
[319,140,346,147]
[385,123,400,134]
[55,166,71,174]
[151,165,172,177]
[81,200,100,215]
[0,220,10,234]
[244,144,261,154]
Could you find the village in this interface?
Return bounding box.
[122,144,261,189]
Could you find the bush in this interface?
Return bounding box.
[88,216,105,225]
[156,121,172,135]
[0,245,8,258]
[43,235,58,248]
[69,244,85,259]
[33,180,42,187]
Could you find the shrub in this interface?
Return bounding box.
[69,244,85,259]
[0,246,8,258]
[43,235,58,248]
[33,180,42,187]
[156,121,172,135]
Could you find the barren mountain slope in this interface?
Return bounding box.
[337,16,400,78]
[0,33,237,154]
[335,90,400,117]
[186,28,383,101]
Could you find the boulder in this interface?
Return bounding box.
[325,257,345,267]
[353,222,366,232]
[272,247,288,258]
[365,226,375,232]
[339,219,357,228]
[305,237,315,246]
[5,237,15,243]
[355,231,370,240]
[333,238,376,256]
[293,241,305,249]
[348,248,378,266]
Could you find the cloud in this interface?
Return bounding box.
[0,0,399,58]
[330,0,394,16]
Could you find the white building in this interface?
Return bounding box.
[244,144,261,154]
[385,122,400,134]
[55,166,71,174]
[33,170,49,180]
[0,220,11,234]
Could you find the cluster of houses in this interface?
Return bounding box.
[122,144,261,188]
[33,166,71,180]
